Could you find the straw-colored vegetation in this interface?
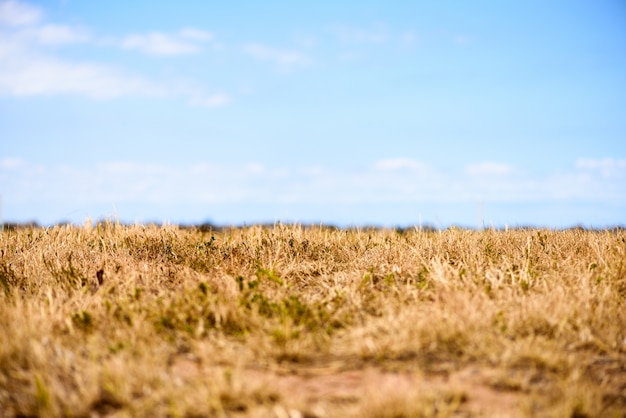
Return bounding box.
[1,222,625,417]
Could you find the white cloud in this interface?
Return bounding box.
[190,93,231,108]
[293,35,317,48]
[332,23,388,44]
[466,162,514,175]
[120,28,214,56]
[0,3,163,99]
[245,163,265,174]
[96,162,171,175]
[179,28,213,41]
[20,24,90,45]
[243,43,311,70]
[2,158,624,225]
[374,158,427,171]
[0,0,41,26]
[121,32,200,56]
[0,54,163,98]
[0,8,228,103]
[576,158,626,177]
[0,157,24,169]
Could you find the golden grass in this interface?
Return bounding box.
[0,222,625,417]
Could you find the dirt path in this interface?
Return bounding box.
[171,355,529,417]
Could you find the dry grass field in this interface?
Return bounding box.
[0,222,625,417]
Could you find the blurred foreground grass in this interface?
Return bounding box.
[1,223,625,417]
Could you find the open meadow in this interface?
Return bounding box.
[0,223,625,417]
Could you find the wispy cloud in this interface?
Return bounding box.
[179,28,213,42]
[243,43,311,71]
[331,23,389,44]
[1,156,623,225]
[121,28,213,56]
[16,23,90,45]
[0,1,88,46]
[329,23,423,62]
[466,162,514,175]
[0,54,163,98]
[3,158,623,210]
[0,0,40,26]
[576,158,626,177]
[0,157,24,169]
[374,158,427,172]
[0,2,228,104]
[189,93,232,108]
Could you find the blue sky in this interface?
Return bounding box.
[1,0,625,228]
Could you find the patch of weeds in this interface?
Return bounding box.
[520,279,530,292]
[43,253,89,290]
[198,281,209,296]
[282,295,316,327]
[249,292,280,318]
[108,301,133,326]
[536,231,548,252]
[484,282,493,296]
[0,262,17,295]
[72,310,94,332]
[108,342,125,354]
[458,266,467,279]
[484,241,501,262]
[235,275,246,292]
[359,269,401,292]
[197,235,215,250]
[271,328,301,348]
[236,275,340,337]
[383,273,395,286]
[154,288,248,338]
[416,266,430,289]
[255,267,283,286]
[493,310,508,334]
[157,307,194,335]
[124,233,180,263]
[188,236,218,272]
[34,374,51,412]
[360,272,372,289]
